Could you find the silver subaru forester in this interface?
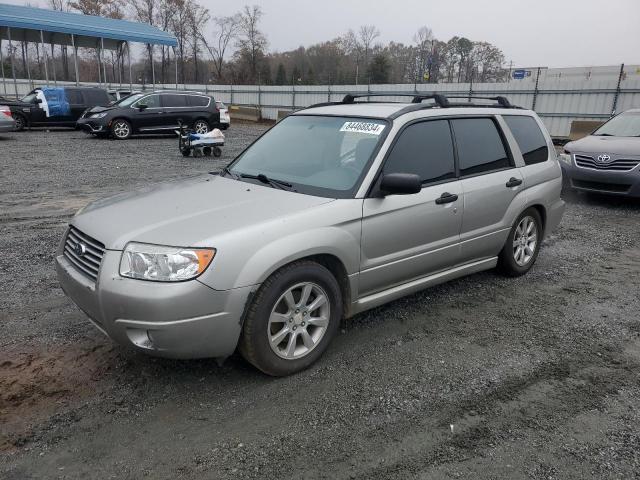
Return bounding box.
[56,94,565,376]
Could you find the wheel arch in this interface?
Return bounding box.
[527,203,547,235]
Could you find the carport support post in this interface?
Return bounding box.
[71,34,79,86]
[173,46,178,90]
[7,27,18,98]
[127,42,132,92]
[101,37,108,88]
[0,39,7,95]
[149,44,155,91]
[40,30,49,85]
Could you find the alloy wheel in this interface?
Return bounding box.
[113,121,130,139]
[513,215,538,266]
[267,282,330,360]
[194,121,209,134]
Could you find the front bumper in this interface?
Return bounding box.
[55,247,254,359]
[560,160,640,198]
[76,117,108,133]
[0,122,15,132]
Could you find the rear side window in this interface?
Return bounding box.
[451,118,511,176]
[82,89,108,105]
[383,120,456,184]
[162,94,188,107]
[503,116,549,165]
[188,95,210,107]
[66,89,83,105]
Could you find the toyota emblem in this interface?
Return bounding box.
[74,242,87,257]
[597,154,611,163]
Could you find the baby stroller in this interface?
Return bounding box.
[176,120,224,158]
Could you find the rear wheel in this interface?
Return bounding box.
[238,261,342,376]
[12,113,26,131]
[111,119,132,140]
[193,119,209,134]
[498,208,542,276]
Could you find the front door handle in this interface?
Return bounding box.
[506,177,523,188]
[435,192,458,204]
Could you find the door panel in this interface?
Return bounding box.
[459,170,522,263]
[360,181,463,296]
[132,94,164,130]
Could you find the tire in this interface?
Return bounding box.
[193,119,210,134]
[181,148,191,157]
[111,119,132,140]
[212,146,222,157]
[238,261,342,376]
[498,208,543,277]
[12,113,26,132]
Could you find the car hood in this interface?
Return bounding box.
[566,135,640,156]
[72,174,335,250]
[0,99,31,108]
[86,105,115,114]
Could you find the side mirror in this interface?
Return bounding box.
[138,103,148,111]
[379,173,422,196]
[34,98,42,104]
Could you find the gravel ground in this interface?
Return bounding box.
[1,126,640,480]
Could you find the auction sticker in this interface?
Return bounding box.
[340,121,385,135]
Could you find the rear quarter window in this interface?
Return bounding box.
[503,115,549,165]
[188,95,210,107]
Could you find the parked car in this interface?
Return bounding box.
[0,104,16,132]
[560,109,640,197]
[6,87,110,130]
[0,95,34,131]
[216,100,230,130]
[56,94,565,376]
[107,89,139,103]
[76,90,227,139]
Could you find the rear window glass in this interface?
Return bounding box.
[451,118,511,176]
[162,94,188,107]
[188,95,210,107]
[504,115,549,165]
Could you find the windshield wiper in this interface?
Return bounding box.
[593,133,614,136]
[219,166,239,179]
[240,173,295,191]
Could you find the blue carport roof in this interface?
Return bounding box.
[0,3,177,47]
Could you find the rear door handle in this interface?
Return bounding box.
[435,192,458,204]
[506,177,523,188]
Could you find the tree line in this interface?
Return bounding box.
[1,1,509,86]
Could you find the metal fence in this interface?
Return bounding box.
[3,64,640,138]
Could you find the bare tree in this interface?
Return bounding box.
[358,24,380,80]
[186,1,210,83]
[201,14,241,82]
[413,26,433,83]
[236,5,267,83]
[157,0,178,82]
[130,0,159,84]
[49,0,71,79]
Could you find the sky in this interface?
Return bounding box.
[3,0,640,67]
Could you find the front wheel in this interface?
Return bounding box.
[238,261,342,376]
[498,208,543,277]
[111,119,132,140]
[12,113,26,132]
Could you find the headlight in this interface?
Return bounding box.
[120,242,215,282]
[558,153,573,165]
[90,112,108,119]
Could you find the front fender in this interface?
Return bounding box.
[199,226,361,291]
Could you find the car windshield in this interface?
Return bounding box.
[21,93,37,103]
[228,115,387,198]
[115,93,145,107]
[593,112,640,137]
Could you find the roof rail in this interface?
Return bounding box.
[304,92,521,116]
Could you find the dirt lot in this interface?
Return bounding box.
[1,126,640,480]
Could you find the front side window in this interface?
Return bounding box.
[115,93,144,107]
[503,115,549,165]
[133,94,160,108]
[229,115,388,198]
[593,112,640,137]
[383,120,455,184]
[452,118,511,176]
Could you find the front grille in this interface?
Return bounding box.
[63,226,106,281]
[572,179,631,193]
[575,154,640,171]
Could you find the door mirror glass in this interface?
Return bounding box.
[380,173,422,196]
[34,98,42,104]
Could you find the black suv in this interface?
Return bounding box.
[77,90,225,139]
[3,87,110,131]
